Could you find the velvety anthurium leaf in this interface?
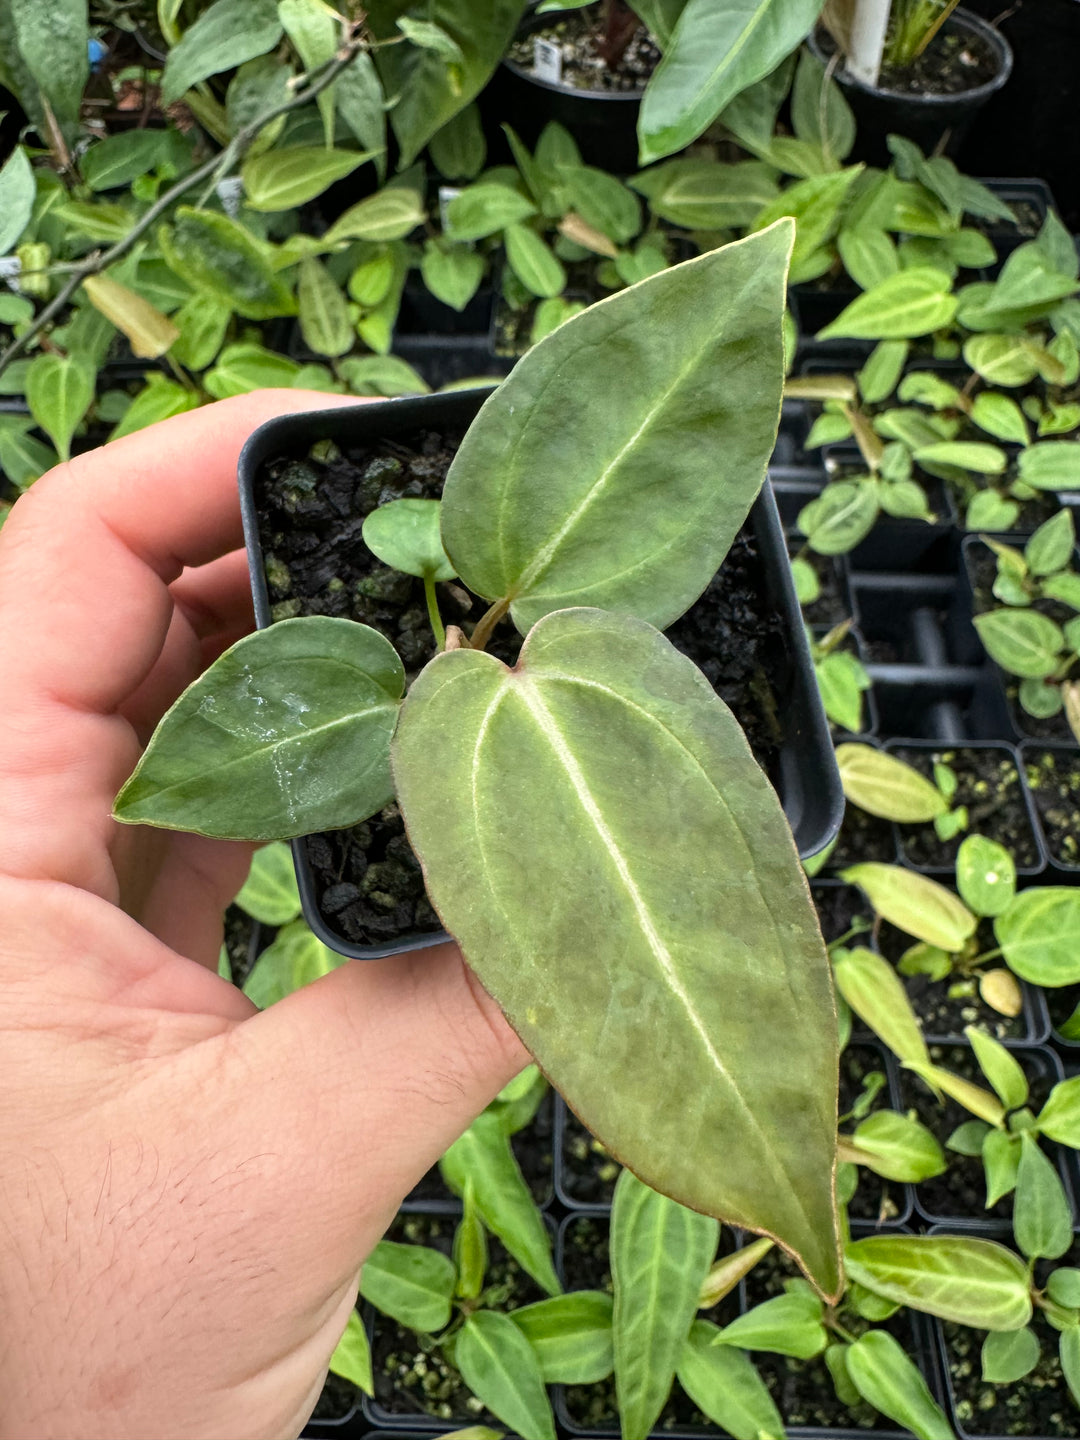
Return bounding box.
[114,618,404,840]
[440,223,795,636]
[392,606,841,1296]
[836,744,947,823]
[363,498,456,580]
[844,1234,1032,1331]
[845,1330,953,1440]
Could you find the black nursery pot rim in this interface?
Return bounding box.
[238,389,843,960]
[502,5,646,100]
[808,6,1013,105]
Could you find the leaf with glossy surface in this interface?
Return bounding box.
[394,608,841,1294]
[715,1289,827,1358]
[832,946,930,1070]
[363,498,455,580]
[234,841,301,925]
[841,864,976,951]
[324,187,426,244]
[439,1110,560,1296]
[818,268,957,340]
[243,147,375,212]
[25,354,93,463]
[161,0,282,105]
[114,618,403,840]
[844,1234,1032,1331]
[956,835,1016,918]
[836,744,946,822]
[441,226,794,633]
[509,1292,613,1384]
[456,1311,556,1440]
[359,1239,456,1331]
[612,1171,719,1440]
[845,1330,953,1440]
[676,1321,785,1440]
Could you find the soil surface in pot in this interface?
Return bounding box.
[369,1211,549,1423]
[256,430,788,948]
[892,745,1040,870]
[818,19,1000,96]
[505,4,659,92]
[221,904,263,988]
[828,803,898,869]
[408,1093,554,1206]
[812,882,873,946]
[841,1043,910,1224]
[557,1214,739,1431]
[899,1043,1062,1221]
[877,917,1030,1041]
[558,1108,620,1208]
[1024,747,1080,869]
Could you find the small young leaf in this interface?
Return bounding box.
[995,888,1080,985]
[328,1309,373,1394]
[714,1290,826,1358]
[504,223,566,300]
[114,619,404,840]
[981,1327,1040,1383]
[234,841,301,925]
[974,609,1065,679]
[947,1119,991,1157]
[1037,1075,1080,1147]
[845,1330,953,1440]
[838,228,900,292]
[488,1065,547,1136]
[455,1311,556,1440]
[338,355,429,399]
[1013,1132,1072,1260]
[454,1180,488,1302]
[420,242,486,312]
[844,1234,1032,1330]
[445,182,536,241]
[362,498,456,581]
[430,103,486,181]
[1047,1269,1080,1309]
[509,1292,613,1384]
[848,1110,947,1183]
[698,1237,774,1308]
[359,1239,456,1331]
[241,918,341,1006]
[971,392,1029,446]
[1026,510,1075,577]
[841,864,977,951]
[676,1321,785,1440]
[1062,1327,1080,1409]
[0,146,37,257]
[836,744,947,822]
[324,187,426,245]
[818,268,958,341]
[791,556,821,605]
[25,354,94,463]
[983,1127,1022,1208]
[832,946,930,1070]
[956,835,1016,918]
[798,480,880,556]
[979,968,1024,1019]
[298,257,353,358]
[1017,442,1080,491]
[815,650,870,733]
[966,1026,1029,1111]
[857,340,909,404]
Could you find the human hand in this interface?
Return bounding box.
[0,392,528,1440]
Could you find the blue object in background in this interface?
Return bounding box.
[88,38,108,71]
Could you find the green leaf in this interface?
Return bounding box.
[298,257,352,358]
[974,609,1064,679]
[967,491,1020,532]
[242,917,341,1005]
[676,1321,785,1440]
[359,1238,457,1331]
[114,618,404,840]
[986,242,1080,315]
[847,1110,947,1183]
[83,273,179,360]
[394,607,841,1295]
[963,333,1041,387]
[82,130,174,192]
[243,147,374,212]
[715,1290,827,1358]
[445,182,536,242]
[857,339,908,404]
[798,480,880,556]
[612,1171,719,1440]
[442,227,794,633]
[337,354,429,398]
[430,102,486,180]
[956,835,1016,918]
[836,743,947,822]
[362,498,455,580]
[334,49,386,159]
[840,864,977,951]
[1048,1268,1080,1308]
[225,55,292,157]
[638,0,824,164]
[1014,1132,1072,1260]
[169,296,231,373]
[818,268,957,340]
[452,1179,487,1301]
[838,227,900,292]
[0,416,57,489]
[1027,509,1075,576]
[790,47,855,164]
[25,354,93,464]
[753,168,862,278]
[203,342,302,398]
[1037,1075,1080,1146]
[504,224,565,299]
[278,0,337,146]
[845,1330,953,1440]
[971,392,1029,446]
[629,159,779,230]
[161,0,282,106]
[699,1237,775,1308]
[1017,441,1080,491]
[966,1026,1028,1111]
[981,1327,1040,1384]
[914,442,1007,475]
[439,1110,560,1296]
[815,650,870,733]
[1061,1327,1080,1409]
[0,146,35,257]
[509,1293,614,1384]
[455,1311,556,1440]
[806,412,854,448]
[489,1065,546,1137]
[832,946,930,1071]
[8,0,88,131]
[234,841,301,925]
[161,208,295,319]
[328,1309,373,1394]
[420,241,486,312]
[323,187,426,244]
[558,166,642,245]
[983,1127,1022,1207]
[844,1234,1033,1331]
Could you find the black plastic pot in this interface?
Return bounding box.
[1019,740,1080,879]
[484,6,646,174]
[807,8,1013,169]
[239,391,844,958]
[395,276,496,340]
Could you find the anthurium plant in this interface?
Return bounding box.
[113,224,844,1295]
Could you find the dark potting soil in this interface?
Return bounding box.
[877,917,1029,1041]
[1048,981,1080,1042]
[407,1092,555,1206]
[308,1369,359,1422]
[943,1305,1080,1438]
[506,4,660,92]
[892,746,1039,870]
[841,1044,909,1223]
[844,21,999,97]
[257,432,788,948]
[370,1212,549,1423]
[811,882,873,947]
[899,1044,1063,1221]
[1025,748,1080,869]
[828,803,899,869]
[221,904,260,988]
[559,1109,621,1207]
[790,546,851,628]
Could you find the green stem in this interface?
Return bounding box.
[469,595,511,653]
[972,947,1004,966]
[424,574,446,651]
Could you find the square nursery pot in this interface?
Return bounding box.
[1019,741,1080,878]
[238,390,843,959]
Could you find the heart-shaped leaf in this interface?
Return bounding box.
[392,606,841,1296]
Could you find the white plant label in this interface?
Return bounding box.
[533,37,562,84]
[438,186,463,230]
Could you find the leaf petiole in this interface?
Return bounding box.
[424,574,446,651]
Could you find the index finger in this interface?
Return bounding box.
[0,390,358,896]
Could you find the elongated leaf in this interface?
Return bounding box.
[162,0,282,106]
[504,223,565,299]
[1014,1133,1072,1260]
[234,841,301,925]
[338,355,429,398]
[983,1127,1021,1207]
[975,609,1065,680]
[455,1311,556,1440]
[836,744,946,822]
[963,333,1040,387]
[25,354,93,464]
[832,947,929,1070]
[966,1027,1028,1112]
[82,130,174,191]
[9,0,88,131]
[848,1110,946,1183]
[169,296,231,372]
[0,416,57,489]
[676,1321,784,1440]
[108,377,198,441]
[203,342,302,399]
[971,392,1029,446]
[298,258,352,358]
[611,1171,719,1440]
[1061,1327,1080,1409]
[818,268,957,340]
[715,1290,827,1358]
[798,480,880,556]
[845,1330,953,1440]
[629,159,779,230]
[1038,1075,1080,1147]
[0,147,35,257]
[638,0,823,164]
[1017,441,1080,492]
[454,1179,487,1301]
[160,208,295,318]
[844,1234,1032,1331]
[323,187,426,244]
[114,618,403,840]
[839,227,900,292]
[439,1110,560,1296]
[243,147,374,212]
[359,1239,456,1331]
[430,102,486,180]
[699,1237,774,1307]
[445,182,535,241]
[278,0,336,145]
[509,1292,613,1384]
[441,225,794,634]
[328,1309,373,1394]
[83,274,179,359]
[841,864,976,951]
[995,889,1080,985]
[394,608,841,1294]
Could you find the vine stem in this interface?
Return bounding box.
[0,33,368,380]
[424,574,446,651]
